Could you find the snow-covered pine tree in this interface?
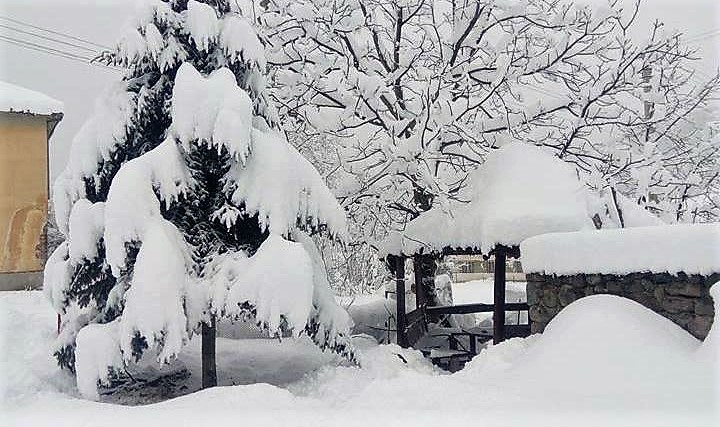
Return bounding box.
[44,0,352,400]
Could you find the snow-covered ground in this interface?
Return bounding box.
[342,279,527,341]
[2,288,717,426]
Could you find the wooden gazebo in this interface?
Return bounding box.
[379,143,598,350]
[385,244,525,348]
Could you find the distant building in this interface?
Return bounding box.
[0,81,63,291]
[450,255,525,283]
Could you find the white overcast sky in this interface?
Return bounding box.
[0,0,718,180]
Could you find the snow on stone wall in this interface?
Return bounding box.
[522,223,720,339]
[521,224,720,276]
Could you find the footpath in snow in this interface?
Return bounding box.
[1,288,718,427]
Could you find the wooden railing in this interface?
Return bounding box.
[425,302,529,316]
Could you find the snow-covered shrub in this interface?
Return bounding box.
[45,0,352,400]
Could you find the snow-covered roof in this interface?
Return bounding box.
[0,81,63,116]
[380,143,595,256]
[520,224,720,276]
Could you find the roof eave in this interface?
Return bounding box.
[46,112,64,140]
[0,110,64,140]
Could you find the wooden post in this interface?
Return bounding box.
[493,246,506,344]
[395,256,408,348]
[413,255,425,309]
[201,317,217,388]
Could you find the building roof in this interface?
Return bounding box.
[379,143,596,257]
[0,81,64,116]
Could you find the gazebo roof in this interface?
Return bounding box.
[380,143,596,257]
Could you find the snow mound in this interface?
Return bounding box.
[290,341,439,401]
[0,80,63,115]
[457,292,715,413]
[460,335,539,380]
[697,282,719,363]
[0,292,77,406]
[3,290,719,422]
[521,224,720,275]
[153,382,298,411]
[381,143,593,255]
[512,295,703,396]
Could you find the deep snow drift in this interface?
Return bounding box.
[2,286,717,426]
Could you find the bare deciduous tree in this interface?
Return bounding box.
[254,0,719,291]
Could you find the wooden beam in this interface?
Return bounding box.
[395,256,408,348]
[405,308,427,346]
[493,245,507,344]
[382,245,520,259]
[201,317,217,388]
[426,302,528,315]
[413,255,425,309]
[440,245,521,258]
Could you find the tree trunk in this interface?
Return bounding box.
[493,246,507,344]
[415,254,440,322]
[610,187,625,228]
[201,318,217,388]
[395,256,408,348]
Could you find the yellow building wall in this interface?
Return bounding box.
[0,114,48,273]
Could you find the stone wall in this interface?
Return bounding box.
[0,271,43,291]
[526,272,719,339]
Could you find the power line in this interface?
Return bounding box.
[0,15,111,50]
[0,35,120,71]
[0,34,92,61]
[682,27,720,41]
[0,23,100,54]
[1,36,95,64]
[684,29,720,45]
